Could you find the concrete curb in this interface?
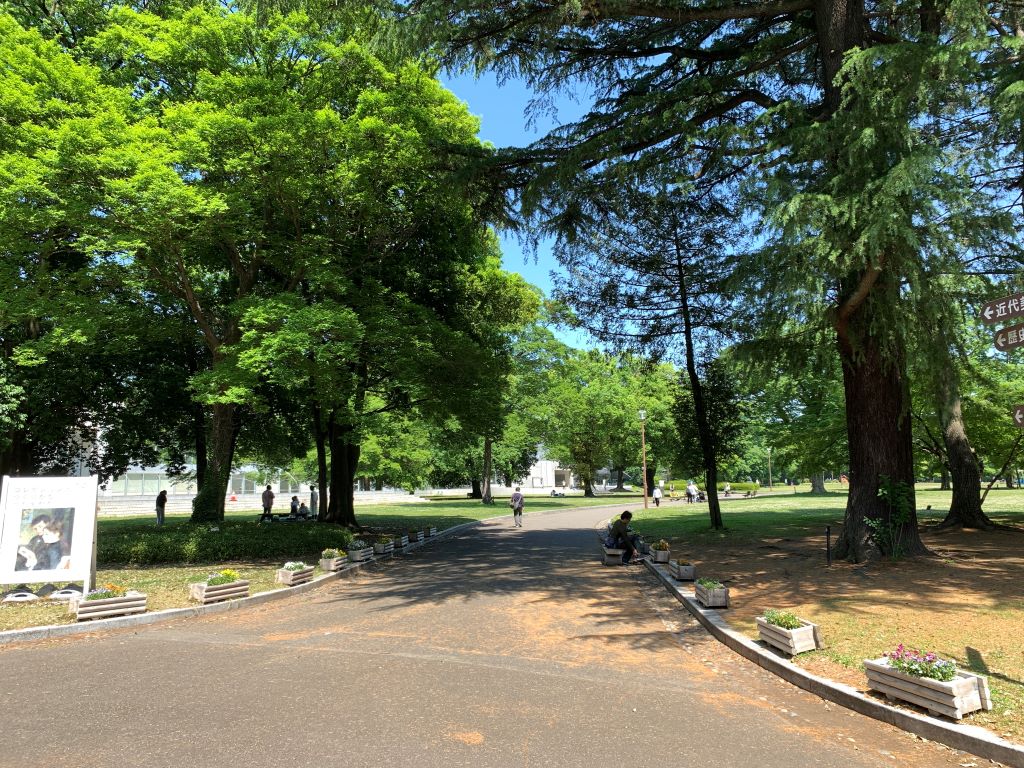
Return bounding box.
[0,527,465,647]
[643,558,1024,768]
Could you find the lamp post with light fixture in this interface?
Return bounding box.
[639,409,649,509]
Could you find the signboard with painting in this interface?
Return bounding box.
[0,476,99,589]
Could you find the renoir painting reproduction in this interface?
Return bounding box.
[0,476,98,588]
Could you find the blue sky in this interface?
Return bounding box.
[439,71,588,305]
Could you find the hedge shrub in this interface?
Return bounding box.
[98,521,354,566]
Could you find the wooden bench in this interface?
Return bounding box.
[602,546,626,565]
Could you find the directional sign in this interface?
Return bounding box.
[980,293,1024,325]
[1014,405,1024,428]
[994,323,1024,352]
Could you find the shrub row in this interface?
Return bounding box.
[97,521,354,566]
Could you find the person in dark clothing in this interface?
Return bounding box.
[155,490,167,526]
[261,485,275,521]
[609,511,643,564]
[509,487,525,527]
[290,496,300,516]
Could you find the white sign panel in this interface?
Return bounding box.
[0,476,98,587]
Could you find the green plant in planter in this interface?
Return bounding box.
[763,609,801,630]
[321,548,345,559]
[85,583,129,600]
[206,568,241,586]
[651,539,670,551]
[696,578,724,590]
[376,535,393,544]
[348,539,369,550]
[885,644,957,682]
[282,561,308,571]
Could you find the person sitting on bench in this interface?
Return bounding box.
[608,511,643,564]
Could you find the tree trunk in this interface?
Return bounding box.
[645,465,657,498]
[811,473,827,493]
[584,478,596,497]
[470,478,482,498]
[191,402,238,522]
[940,467,950,490]
[672,240,723,529]
[481,437,494,504]
[325,413,360,528]
[832,331,927,561]
[934,357,993,529]
[193,403,207,492]
[312,402,328,519]
[614,467,625,491]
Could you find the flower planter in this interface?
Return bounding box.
[694,582,729,608]
[651,549,670,563]
[393,534,409,549]
[637,541,651,555]
[669,560,696,581]
[409,531,425,543]
[373,542,394,555]
[347,547,373,563]
[756,616,822,656]
[275,566,315,586]
[425,526,437,538]
[70,591,147,621]
[189,580,250,605]
[863,658,992,720]
[319,557,347,572]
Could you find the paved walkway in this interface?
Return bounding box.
[0,507,978,767]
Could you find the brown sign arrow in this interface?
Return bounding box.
[1014,405,1024,428]
[980,293,1024,325]
[994,324,1024,352]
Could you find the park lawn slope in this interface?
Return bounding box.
[635,488,1024,744]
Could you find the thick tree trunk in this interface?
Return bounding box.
[614,468,625,491]
[325,413,360,527]
[934,360,993,529]
[312,402,328,519]
[191,402,238,522]
[811,473,827,493]
[833,332,927,561]
[193,403,207,492]
[470,478,482,499]
[940,467,950,490]
[645,465,657,498]
[481,437,494,504]
[584,478,596,497]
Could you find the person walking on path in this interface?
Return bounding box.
[261,485,275,520]
[310,485,319,518]
[509,487,525,527]
[652,486,662,507]
[155,490,167,526]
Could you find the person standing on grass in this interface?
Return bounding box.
[261,485,275,520]
[509,487,525,527]
[155,490,167,526]
[310,485,319,517]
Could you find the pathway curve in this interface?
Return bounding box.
[0,506,979,767]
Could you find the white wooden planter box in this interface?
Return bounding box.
[694,583,729,608]
[276,566,314,586]
[426,526,438,537]
[70,591,147,621]
[319,557,347,572]
[347,547,373,563]
[189,580,250,605]
[669,561,696,581]
[637,541,650,555]
[373,542,394,555]
[409,531,425,543]
[393,534,409,550]
[756,616,822,656]
[651,549,670,563]
[864,658,992,720]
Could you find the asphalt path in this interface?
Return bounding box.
[0,505,980,767]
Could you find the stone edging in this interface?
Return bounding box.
[642,558,1024,768]
[0,523,480,647]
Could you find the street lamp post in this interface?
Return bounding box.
[767,446,772,490]
[639,410,649,509]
